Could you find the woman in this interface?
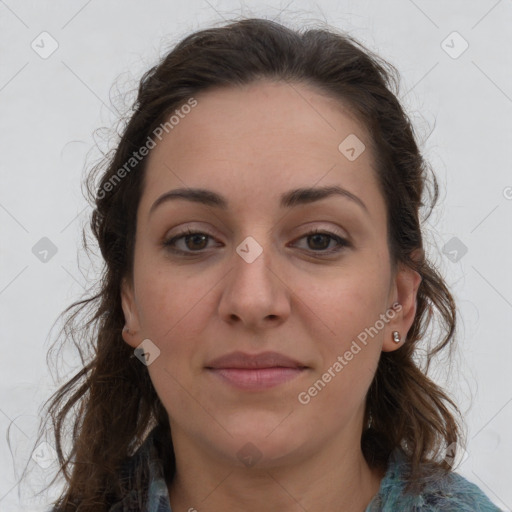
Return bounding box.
[39,17,501,511]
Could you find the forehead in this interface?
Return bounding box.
[139,80,383,220]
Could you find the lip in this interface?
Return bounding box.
[205,351,307,369]
[205,351,309,391]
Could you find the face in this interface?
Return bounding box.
[121,80,421,469]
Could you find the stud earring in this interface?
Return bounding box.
[123,326,131,335]
[392,331,401,343]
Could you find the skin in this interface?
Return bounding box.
[121,79,422,512]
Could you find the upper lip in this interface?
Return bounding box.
[205,351,308,369]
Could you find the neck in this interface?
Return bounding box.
[167,430,385,512]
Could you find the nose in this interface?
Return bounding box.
[217,236,291,330]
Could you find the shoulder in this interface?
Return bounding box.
[417,470,502,511]
[367,448,503,511]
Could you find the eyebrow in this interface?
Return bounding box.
[148,185,368,218]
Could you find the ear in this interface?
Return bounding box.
[382,250,423,352]
[120,276,143,349]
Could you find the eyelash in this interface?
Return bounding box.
[162,228,350,257]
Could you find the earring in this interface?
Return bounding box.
[392,331,401,343]
[123,326,131,335]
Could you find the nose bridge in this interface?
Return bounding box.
[231,232,274,295]
[218,229,290,326]
[230,214,274,272]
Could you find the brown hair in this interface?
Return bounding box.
[30,17,463,511]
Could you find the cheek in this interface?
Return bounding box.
[301,258,391,340]
[298,288,384,419]
[297,258,389,394]
[136,270,216,401]
[135,264,205,340]
[139,277,213,422]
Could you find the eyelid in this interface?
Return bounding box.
[290,222,348,240]
[162,224,351,257]
[162,222,347,243]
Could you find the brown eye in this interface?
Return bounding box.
[163,228,349,257]
[163,230,218,254]
[182,233,209,251]
[291,229,350,255]
[307,233,332,250]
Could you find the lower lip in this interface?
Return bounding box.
[207,367,306,390]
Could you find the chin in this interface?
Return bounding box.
[204,416,310,469]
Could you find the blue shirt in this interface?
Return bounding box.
[92,427,503,511]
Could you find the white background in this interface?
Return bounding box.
[1,1,511,510]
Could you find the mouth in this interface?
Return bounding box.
[205,351,309,391]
